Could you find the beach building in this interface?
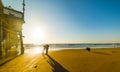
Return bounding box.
[0,0,24,58]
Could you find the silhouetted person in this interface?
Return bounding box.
[43,44,49,55]
[86,47,91,52]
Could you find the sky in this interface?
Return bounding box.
[2,0,120,44]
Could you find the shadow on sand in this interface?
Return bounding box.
[92,52,112,55]
[46,55,69,72]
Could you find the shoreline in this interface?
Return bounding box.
[49,47,120,51]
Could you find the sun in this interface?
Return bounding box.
[30,27,46,45]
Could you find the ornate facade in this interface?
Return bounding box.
[0,0,24,57]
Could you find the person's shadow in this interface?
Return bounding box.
[46,55,69,72]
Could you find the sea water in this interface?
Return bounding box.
[50,43,120,48]
[24,43,120,52]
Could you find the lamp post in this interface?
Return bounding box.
[20,0,25,54]
[23,0,25,22]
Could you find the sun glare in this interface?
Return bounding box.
[30,27,46,45]
[33,47,43,54]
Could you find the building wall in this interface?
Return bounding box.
[0,0,3,57]
[0,0,24,57]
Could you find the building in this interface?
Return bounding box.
[0,0,24,58]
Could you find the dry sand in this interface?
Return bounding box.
[45,48,120,72]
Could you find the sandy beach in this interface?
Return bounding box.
[45,48,120,72]
[0,47,120,72]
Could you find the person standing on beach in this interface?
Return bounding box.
[43,44,49,55]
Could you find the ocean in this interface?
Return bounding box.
[24,43,120,49]
[23,43,120,53]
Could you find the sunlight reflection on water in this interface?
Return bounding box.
[25,46,67,54]
[25,46,43,54]
[33,47,43,54]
